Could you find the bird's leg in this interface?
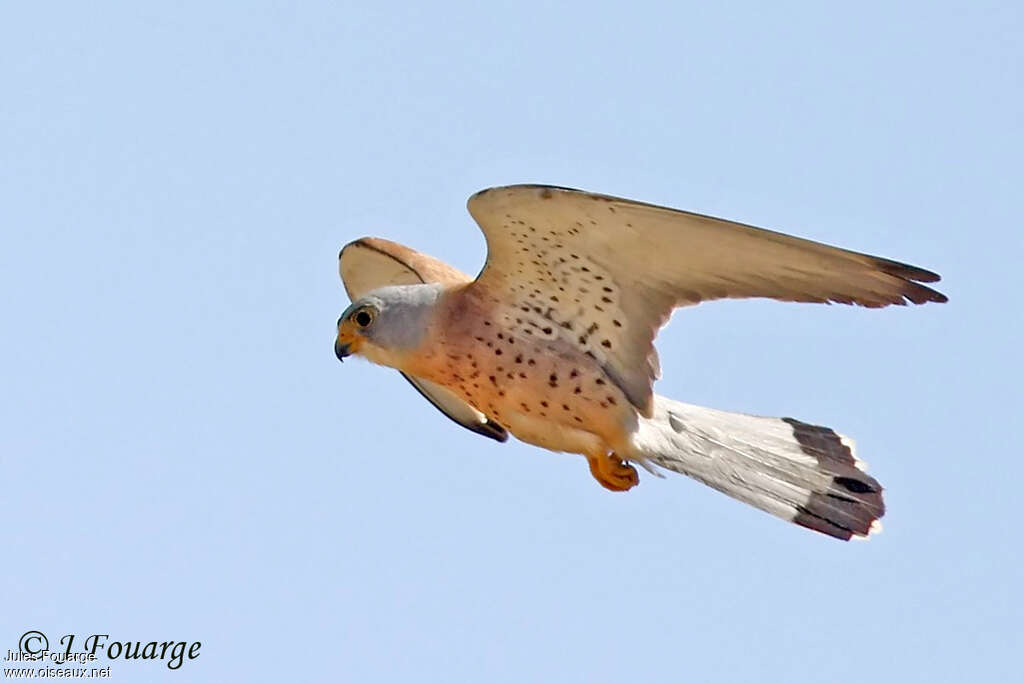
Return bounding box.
[586,452,639,492]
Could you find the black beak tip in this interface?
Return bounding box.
[334,339,351,363]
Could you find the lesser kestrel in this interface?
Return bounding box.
[335,185,946,540]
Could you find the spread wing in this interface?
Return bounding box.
[339,238,508,442]
[466,184,946,417]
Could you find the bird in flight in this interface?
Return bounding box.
[335,185,946,540]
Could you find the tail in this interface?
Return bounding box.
[630,395,885,541]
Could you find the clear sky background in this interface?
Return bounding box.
[2,2,1020,681]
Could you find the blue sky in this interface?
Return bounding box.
[1,2,1020,681]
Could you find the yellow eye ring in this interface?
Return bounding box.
[353,307,375,328]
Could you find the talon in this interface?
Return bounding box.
[587,452,639,492]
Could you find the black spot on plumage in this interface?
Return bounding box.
[835,476,877,494]
[826,492,858,504]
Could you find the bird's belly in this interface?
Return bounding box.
[410,331,638,455]
[498,408,606,455]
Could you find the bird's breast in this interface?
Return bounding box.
[405,299,637,451]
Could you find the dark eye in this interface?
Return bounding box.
[354,309,374,328]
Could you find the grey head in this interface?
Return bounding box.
[334,283,445,369]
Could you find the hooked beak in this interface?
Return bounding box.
[334,337,351,362]
[334,318,362,363]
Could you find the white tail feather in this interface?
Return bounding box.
[629,395,885,541]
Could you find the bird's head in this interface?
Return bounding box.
[334,284,444,371]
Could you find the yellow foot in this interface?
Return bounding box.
[587,452,639,492]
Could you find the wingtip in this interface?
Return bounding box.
[903,281,948,305]
[478,419,510,442]
[875,258,948,304]
[909,266,943,284]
